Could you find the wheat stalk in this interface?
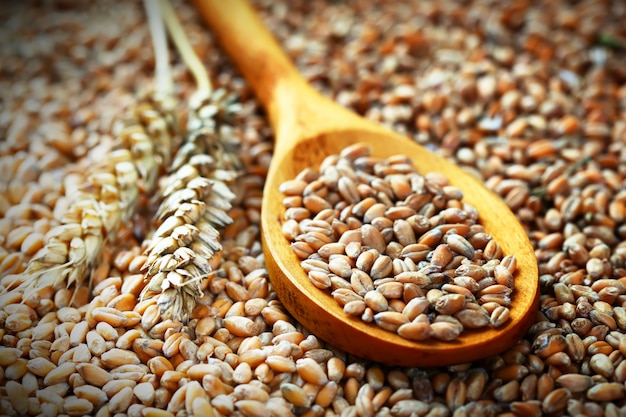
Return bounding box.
[3,0,179,298]
[139,0,242,321]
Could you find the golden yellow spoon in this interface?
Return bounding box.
[193,0,538,366]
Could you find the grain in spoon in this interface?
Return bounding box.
[192,0,539,366]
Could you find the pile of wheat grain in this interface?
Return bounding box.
[1,0,626,416]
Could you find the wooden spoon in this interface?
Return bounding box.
[192,0,539,366]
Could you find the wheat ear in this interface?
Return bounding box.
[5,0,179,299]
[139,0,243,321]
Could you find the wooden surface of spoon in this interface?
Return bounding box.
[192,0,539,366]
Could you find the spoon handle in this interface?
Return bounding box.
[193,0,300,107]
[193,0,347,154]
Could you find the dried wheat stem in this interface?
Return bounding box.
[139,0,242,321]
[4,2,180,297]
[144,0,173,96]
[159,0,211,95]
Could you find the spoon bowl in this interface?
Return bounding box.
[193,0,539,366]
